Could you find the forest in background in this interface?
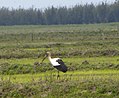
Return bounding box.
[0,0,119,25]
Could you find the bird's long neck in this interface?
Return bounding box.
[48,54,52,61]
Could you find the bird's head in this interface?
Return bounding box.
[45,51,51,57]
[40,51,51,64]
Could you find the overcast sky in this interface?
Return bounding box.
[0,0,116,9]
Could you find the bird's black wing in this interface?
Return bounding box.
[55,59,67,72]
[56,59,65,65]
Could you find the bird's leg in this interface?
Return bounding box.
[33,64,36,74]
[57,71,60,79]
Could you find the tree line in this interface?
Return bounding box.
[0,0,119,25]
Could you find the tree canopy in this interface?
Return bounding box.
[0,0,119,25]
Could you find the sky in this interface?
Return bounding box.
[0,0,116,9]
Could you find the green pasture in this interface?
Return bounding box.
[1,70,119,83]
[0,22,119,74]
[1,70,119,98]
[0,56,119,65]
[0,56,119,75]
[0,23,119,98]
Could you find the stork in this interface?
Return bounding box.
[40,52,67,78]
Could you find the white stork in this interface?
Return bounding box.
[40,52,67,78]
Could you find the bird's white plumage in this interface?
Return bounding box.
[49,57,60,66]
[42,52,67,73]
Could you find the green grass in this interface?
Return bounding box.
[1,70,119,98]
[0,23,119,98]
[1,70,119,83]
[0,56,119,65]
[0,56,119,75]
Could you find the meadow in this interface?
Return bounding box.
[0,23,119,98]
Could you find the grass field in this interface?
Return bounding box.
[1,70,119,98]
[1,70,119,83]
[0,23,119,98]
